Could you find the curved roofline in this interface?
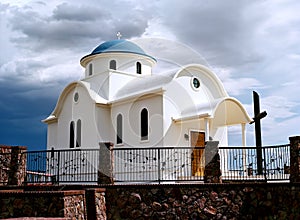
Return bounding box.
[43,81,108,123]
[80,39,156,67]
[174,64,228,97]
[80,52,156,67]
[177,96,251,124]
[212,97,252,125]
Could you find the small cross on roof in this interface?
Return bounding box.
[116,32,122,40]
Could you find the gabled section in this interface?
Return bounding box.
[43,81,108,124]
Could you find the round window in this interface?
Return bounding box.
[192,77,200,90]
[74,92,79,102]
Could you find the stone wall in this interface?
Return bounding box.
[106,183,300,220]
[0,184,299,219]
[85,188,107,220]
[0,190,87,219]
[290,136,300,183]
[0,145,27,186]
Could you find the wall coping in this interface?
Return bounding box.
[0,145,27,150]
[0,190,86,196]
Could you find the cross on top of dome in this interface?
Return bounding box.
[116,32,122,40]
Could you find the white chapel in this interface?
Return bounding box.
[43,38,252,153]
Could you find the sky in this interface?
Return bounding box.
[1,0,300,150]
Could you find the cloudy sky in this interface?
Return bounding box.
[1,0,300,150]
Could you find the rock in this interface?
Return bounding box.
[210,191,218,201]
[129,193,142,204]
[162,202,169,210]
[263,200,272,207]
[176,206,182,215]
[157,211,166,217]
[140,202,147,211]
[231,204,239,213]
[223,197,231,205]
[151,189,159,195]
[243,187,254,193]
[131,209,142,218]
[198,197,206,209]
[117,195,128,208]
[204,206,217,215]
[182,195,188,202]
[168,197,175,203]
[229,190,236,199]
[173,200,181,207]
[152,201,162,211]
[188,205,194,214]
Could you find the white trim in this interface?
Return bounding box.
[109,88,164,106]
[172,113,210,123]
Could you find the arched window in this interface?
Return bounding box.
[136,62,142,74]
[116,114,123,144]
[69,121,75,148]
[76,119,81,147]
[141,108,148,141]
[88,63,93,76]
[109,60,117,70]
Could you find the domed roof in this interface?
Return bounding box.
[80,39,156,66]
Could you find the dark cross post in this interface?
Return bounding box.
[250,91,267,175]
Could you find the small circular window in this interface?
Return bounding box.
[191,77,201,90]
[74,92,79,102]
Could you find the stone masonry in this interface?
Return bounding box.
[106,183,300,220]
[0,145,27,186]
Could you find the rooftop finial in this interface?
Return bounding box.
[116,32,122,40]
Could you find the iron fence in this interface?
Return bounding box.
[22,144,290,184]
[25,148,100,184]
[113,147,205,183]
[219,144,290,182]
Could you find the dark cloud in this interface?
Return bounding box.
[0,83,58,150]
[1,0,300,149]
[52,3,107,21]
[159,0,264,67]
[7,1,152,52]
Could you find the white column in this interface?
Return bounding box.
[241,123,246,146]
[204,118,210,142]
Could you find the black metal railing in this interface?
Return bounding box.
[113,147,205,183]
[22,144,290,184]
[25,148,100,184]
[219,144,290,181]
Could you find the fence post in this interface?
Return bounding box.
[56,150,60,184]
[158,148,161,184]
[263,147,267,181]
[98,142,114,184]
[6,146,27,186]
[204,141,221,183]
[289,136,300,183]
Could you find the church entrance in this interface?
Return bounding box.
[190,131,205,176]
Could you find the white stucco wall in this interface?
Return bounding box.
[47,123,57,149]
[84,53,154,78]
[48,85,108,150]
[111,94,163,147]
[162,70,229,147]
[95,105,113,143]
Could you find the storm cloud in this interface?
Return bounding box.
[1,0,300,149]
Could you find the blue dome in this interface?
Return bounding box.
[80,39,156,65]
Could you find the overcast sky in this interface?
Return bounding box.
[1,0,300,150]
